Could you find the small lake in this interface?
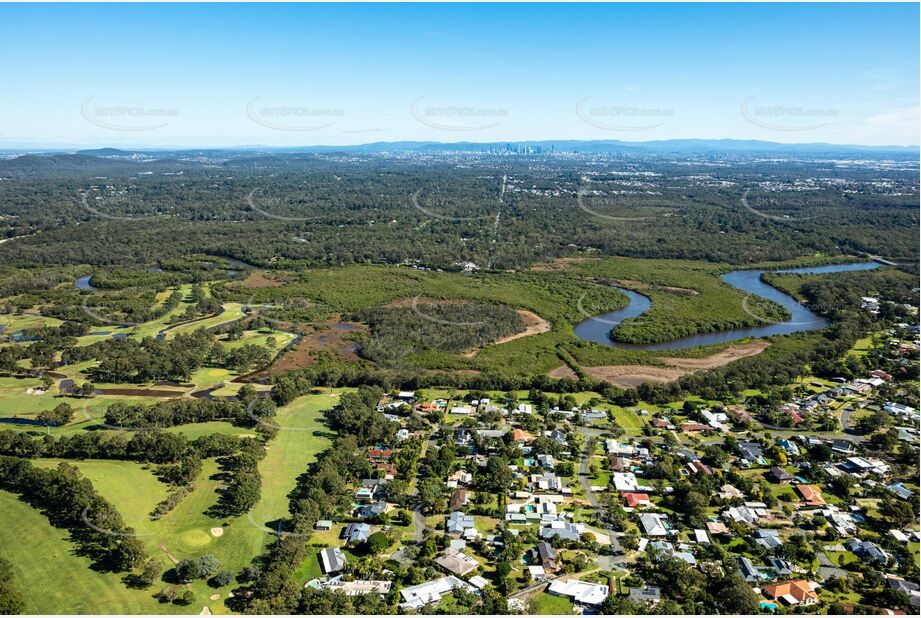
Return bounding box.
[74,275,97,291]
[574,261,882,351]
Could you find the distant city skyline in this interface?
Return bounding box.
[1,2,918,148]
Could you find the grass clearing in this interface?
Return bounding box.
[250,392,338,527]
[0,490,170,614]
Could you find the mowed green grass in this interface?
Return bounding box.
[32,458,169,535]
[0,376,155,434]
[0,491,170,614]
[249,392,339,527]
[1,392,341,613]
[530,591,574,614]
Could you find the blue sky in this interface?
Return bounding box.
[0,2,917,147]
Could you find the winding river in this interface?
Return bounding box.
[574,261,883,351]
[74,275,97,291]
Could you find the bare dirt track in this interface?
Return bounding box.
[661,340,770,369]
[548,365,579,379]
[581,365,688,388]
[571,341,771,388]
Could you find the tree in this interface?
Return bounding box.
[37,403,74,426]
[137,558,164,588]
[600,594,641,615]
[0,557,23,614]
[209,570,233,588]
[363,532,391,556]
[716,574,760,613]
[417,478,444,514]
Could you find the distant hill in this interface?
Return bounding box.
[285,139,918,156]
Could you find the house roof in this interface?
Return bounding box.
[399,576,474,609]
[319,548,346,574]
[762,580,817,604]
[434,549,479,576]
[796,484,825,505]
[628,586,662,603]
[548,580,609,606]
[449,489,467,511]
[770,466,794,481]
[623,492,650,508]
[536,541,557,563]
[639,513,668,536]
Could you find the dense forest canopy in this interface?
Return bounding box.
[1,149,917,273]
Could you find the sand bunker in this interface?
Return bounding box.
[210,527,224,537]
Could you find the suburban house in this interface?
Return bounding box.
[535,541,559,571]
[628,585,662,605]
[319,547,346,574]
[753,528,783,550]
[434,548,479,577]
[845,538,889,564]
[761,580,819,606]
[355,501,387,519]
[449,489,468,511]
[399,576,477,610]
[639,513,670,536]
[342,522,371,544]
[540,521,582,541]
[796,484,825,506]
[623,492,651,509]
[321,578,392,596]
[738,442,765,464]
[547,579,609,607]
[770,466,794,483]
[446,511,475,535]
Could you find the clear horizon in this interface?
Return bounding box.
[1,2,918,148]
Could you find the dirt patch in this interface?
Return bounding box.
[582,365,688,388]
[530,256,595,271]
[462,309,551,357]
[210,527,224,537]
[548,365,579,379]
[95,388,186,398]
[662,340,770,370]
[254,319,365,377]
[612,279,699,296]
[578,341,771,388]
[240,270,284,288]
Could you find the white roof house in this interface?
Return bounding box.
[694,529,710,544]
[399,576,476,610]
[612,472,639,492]
[548,579,609,606]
